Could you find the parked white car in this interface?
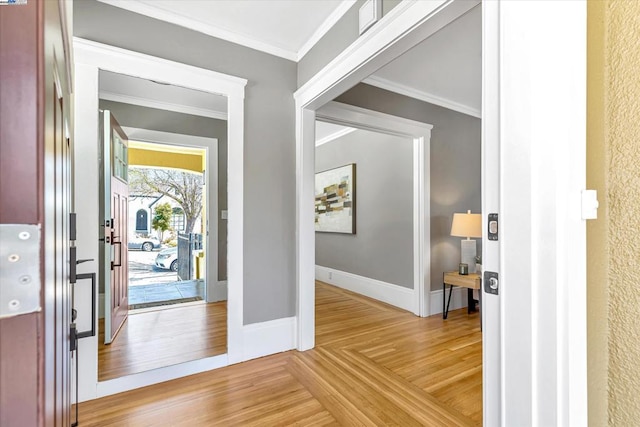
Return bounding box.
[155,247,178,272]
[128,234,162,252]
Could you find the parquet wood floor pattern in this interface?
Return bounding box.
[98,301,227,381]
[80,282,482,426]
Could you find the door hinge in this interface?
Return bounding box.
[581,189,599,220]
[0,224,42,318]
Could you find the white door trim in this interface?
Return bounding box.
[315,101,432,316]
[483,2,588,425]
[120,127,220,304]
[73,38,246,401]
[481,3,501,424]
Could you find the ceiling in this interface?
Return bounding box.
[366,5,481,117]
[99,70,228,120]
[98,0,354,61]
[97,1,480,121]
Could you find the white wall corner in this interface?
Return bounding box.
[242,317,297,361]
[315,265,415,313]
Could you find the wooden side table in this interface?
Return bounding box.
[442,271,482,325]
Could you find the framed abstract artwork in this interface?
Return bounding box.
[315,163,356,234]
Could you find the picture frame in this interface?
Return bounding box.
[315,163,356,234]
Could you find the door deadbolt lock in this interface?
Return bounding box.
[488,213,498,241]
[484,271,499,295]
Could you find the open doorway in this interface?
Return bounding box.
[304,1,483,423]
[126,145,207,311]
[95,71,229,381]
[74,37,247,402]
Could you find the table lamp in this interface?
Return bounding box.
[450,210,482,273]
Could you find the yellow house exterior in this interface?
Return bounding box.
[588,1,640,424]
[129,140,207,277]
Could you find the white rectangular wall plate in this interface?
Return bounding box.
[359,0,382,35]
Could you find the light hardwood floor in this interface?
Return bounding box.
[98,301,227,381]
[82,282,482,425]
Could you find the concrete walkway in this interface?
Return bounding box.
[128,280,205,306]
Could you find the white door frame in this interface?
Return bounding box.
[73,38,246,401]
[483,2,587,425]
[315,101,432,316]
[294,0,478,350]
[294,0,587,425]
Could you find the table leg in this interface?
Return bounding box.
[442,280,446,319]
[467,289,474,314]
[444,284,453,319]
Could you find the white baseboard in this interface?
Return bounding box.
[429,286,467,315]
[208,280,228,302]
[315,265,415,313]
[243,316,297,361]
[95,354,228,400]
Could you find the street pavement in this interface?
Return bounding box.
[128,249,177,287]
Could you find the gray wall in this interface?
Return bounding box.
[99,100,228,282]
[77,0,297,324]
[298,0,402,88]
[335,84,481,291]
[315,128,413,288]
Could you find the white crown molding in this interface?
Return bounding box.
[297,1,357,61]
[98,0,298,61]
[100,91,228,121]
[315,126,357,147]
[363,75,481,118]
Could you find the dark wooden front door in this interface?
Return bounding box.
[102,112,130,344]
[0,1,73,425]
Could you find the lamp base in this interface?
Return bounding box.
[460,239,477,274]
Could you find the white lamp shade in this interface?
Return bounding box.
[450,211,482,238]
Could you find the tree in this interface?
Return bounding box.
[152,203,172,241]
[130,168,203,234]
